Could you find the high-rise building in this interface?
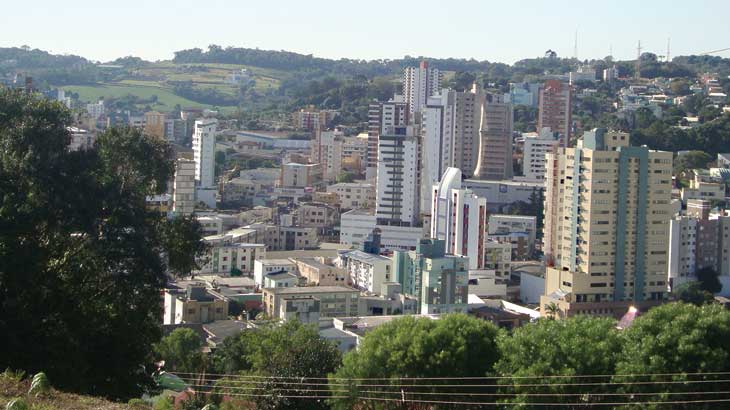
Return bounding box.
[192,118,217,189]
[474,93,513,180]
[393,238,469,314]
[541,129,673,318]
[421,92,456,215]
[522,127,560,181]
[538,80,572,147]
[312,129,344,182]
[375,125,420,227]
[452,88,481,176]
[192,119,218,209]
[430,168,488,270]
[144,111,167,139]
[172,158,196,216]
[403,61,441,115]
[367,99,409,180]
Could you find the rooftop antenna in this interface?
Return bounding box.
[666,37,671,62]
[635,40,642,80]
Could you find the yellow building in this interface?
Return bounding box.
[144,111,167,139]
[541,129,673,318]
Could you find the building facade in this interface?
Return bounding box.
[376,126,420,227]
[538,80,572,147]
[403,61,441,115]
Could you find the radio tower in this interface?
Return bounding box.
[573,30,578,60]
[666,38,671,62]
[635,40,642,80]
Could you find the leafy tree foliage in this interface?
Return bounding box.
[495,316,623,409]
[614,303,730,409]
[673,151,712,175]
[159,216,208,277]
[672,281,715,306]
[696,266,722,294]
[0,89,195,399]
[329,314,500,410]
[154,328,205,374]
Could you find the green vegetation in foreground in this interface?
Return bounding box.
[60,83,239,113]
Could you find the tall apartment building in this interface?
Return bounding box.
[403,61,441,115]
[393,239,469,314]
[172,158,196,216]
[430,168,488,270]
[375,125,420,227]
[474,93,514,180]
[452,87,481,177]
[144,111,167,139]
[538,80,572,147]
[292,107,339,131]
[367,99,409,180]
[192,118,218,208]
[668,199,730,289]
[421,92,456,215]
[541,129,673,318]
[522,127,561,181]
[311,129,343,182]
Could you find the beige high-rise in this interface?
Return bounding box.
[541,129,673,318]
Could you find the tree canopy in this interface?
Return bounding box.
[154,328,205,374]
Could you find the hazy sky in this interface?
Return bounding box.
[1,0,729,64]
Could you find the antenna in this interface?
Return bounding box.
[609,44,613,59]
[666,37,671,62]
[635,40,642,80]
[573,29,578,60]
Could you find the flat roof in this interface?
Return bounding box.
[340,249,391,263]
[257,259,296,265]
[264,285,359,294]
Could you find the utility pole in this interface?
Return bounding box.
[635,40,642,80]
[574,30,578,60]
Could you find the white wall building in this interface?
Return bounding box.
[403,61,441,115]
[421,91,456,215]
[253,259,298,289]
[522,128,560,181]
[338,250,392,295]
[193,118,217,189]
[376,125,420,227]
[340,209,425,252]
[312,129,343,182]
[197,243,266,276]
[430,168,488,270]
[326,182,375,210]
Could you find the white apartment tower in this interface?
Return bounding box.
[192,118,217,189]
[376,125,420,227]
[367,99,409,180]
[421,91,456,215]
[431,168,488,270]
[403,61,441,115]
[541,129,673,318]
[522,127,560,181]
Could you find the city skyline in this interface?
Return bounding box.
[1,0,729,64]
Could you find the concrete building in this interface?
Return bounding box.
[163,284,228,325]
[505,82,541,107]
[311,129,343,182]
[680,169,726,203]
[192,118,217,208]
[376,125,420,227]
[338,250,393,295]
[542,129,673,318]
[403,60,441,115]
[292,107,338,131]
[253,259,297,289]
[340,209,424,252]
[367,99,409,180]
[522,128,560,181]
[144,111,167,139]
[326,182,375,210]
[430,168,488,270]
[474,93,514,180]
[86,100,105,119]
[262,286,360,319]
[463,179,544,213]
[197,243,266,276]
[172,158,196,217]
[292,257,350,287]
[296,202,340,229]
[67,127,94,151]
[538,80,572,147]
[280,163,322,189]
[483,240,512,285]
[393,239,469,314]
[488,214,537,260]
[263,271,298,289]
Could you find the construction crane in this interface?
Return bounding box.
[698,47,730,56]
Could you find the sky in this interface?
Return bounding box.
[1,0,729,64]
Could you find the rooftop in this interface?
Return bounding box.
[257,258,296,266]
[339,249,391,263]
[264,285,359,295]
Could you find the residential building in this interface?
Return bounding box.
[483,240,512,285]
[403,60,441,115]
[452,87,482,178]
[86,100,105,119]
[326,182,375,210]
[67,127,94,151]
[541,129,673,318]
[292,257,350,287]
[393,239,469,314]
[163,284,228,324]
[144,111,166,139]
[338,250,393,295]
[192,118,217,208]
[165,118,189,144]
[311,129,344,182]
[263,271,298,289]
[296,202,340,230]
[603,66,619,83]
[421,91,456,214]
[198,242,266,276]
[487,214,537,260]
[505,82,541,107]
[474,93,514,180]
[569,65,597,84]
[280,162,322,189]
[367,99,409,180]
[430,168,488,270]
[292,107,339,131]
[522,127,560,181]
[538,80,572,147]
[262,286,360,319]
[680,169,726,203]
[197,215,224,236]
[253,259,297,288]
[376,125,420,227]
[340,209,424,252]
[463,179,545,213]
[172,158,196,217]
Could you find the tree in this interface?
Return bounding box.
[329,314,500,410]
[673,151,712,175]
[495,316,623,409]
[160,216,208,277]
[211,321,340,410]
[336,172,355,183]
[670,79,691,96]
[696,266,722,294]
[614,303,730,409]
[0,89,185,399]
[154,328,205,374]
[672,281,715,306]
